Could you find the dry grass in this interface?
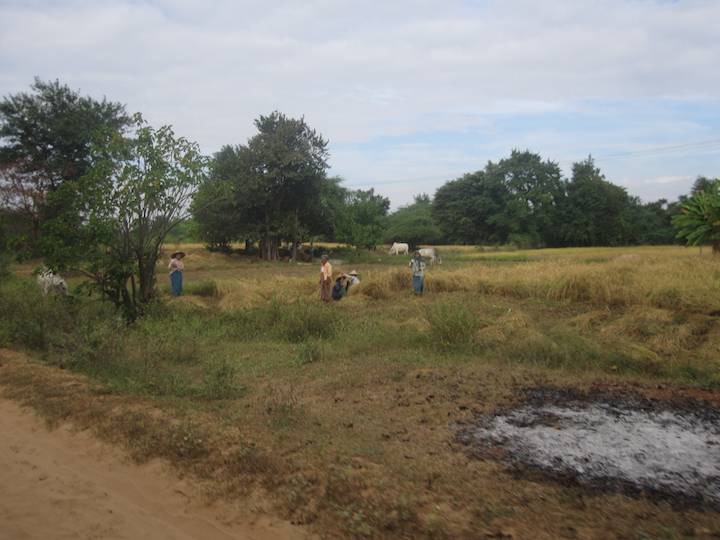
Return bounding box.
[3,244,720,539]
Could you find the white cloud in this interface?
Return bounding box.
[1,0,719,205]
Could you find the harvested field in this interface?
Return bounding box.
[2,244,720,538]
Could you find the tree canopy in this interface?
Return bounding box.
[0,78,130,254]
[384,194,443,249]
[44,115,208,319]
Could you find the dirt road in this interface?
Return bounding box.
[0,398,305,540]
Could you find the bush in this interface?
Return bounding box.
[279,302,340,342]
[296,339,323,365]
[424,300,480,349]
[0,251,11,278]
[184,279,219,297]
[201,358,243,400]
[0,278,74,351]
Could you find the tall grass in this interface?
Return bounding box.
[424,300,480,349]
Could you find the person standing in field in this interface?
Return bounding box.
[319,254,333,302]
[168,251,185,296]
[409,250,426,295]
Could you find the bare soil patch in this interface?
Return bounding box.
[0,388,306,539]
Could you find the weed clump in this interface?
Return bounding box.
[296,339,323,365]
[202,358,243,400]
[184,279,220,297]
[424,300,480,348]
[280,302,340,342]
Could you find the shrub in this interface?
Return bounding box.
[185,279,219,297]
[201,358,242,400]
[0,278,74,351]
[296,339,323,365]
[0,251,11,278]
[424,300,480,348]
[279,302,340,342]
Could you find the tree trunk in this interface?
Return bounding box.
[713,240,720,255]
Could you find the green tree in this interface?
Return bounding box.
[672,179,720,254]
[385,194,443,249]
[558,156,633,246]
[191,145,241,251]
[489,150,565,247]
[433,150,563,247]
[336,188,390,249]
[692,176,717,195]
[0,78,130,251]
[224,112,329,260]
[44,115,208,320]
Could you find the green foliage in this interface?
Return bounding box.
[183,279,219,297]
[295,339,324,365]
[201,358,241,400]
[0,78,130,255]
[558,157,635,246]
[43,115,208,320]
[279,302,340,342]
[164,219,201,244]
[191,145,241,250]
[194,112,331,260]
[424,300,480,348]
[336,188,390,249]
[384,194,443,248]
[433,150,563,246]
[673,179,720,253]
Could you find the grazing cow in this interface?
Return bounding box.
[36,267,69,296]
[418,247,441,265]
[388,242,409,255]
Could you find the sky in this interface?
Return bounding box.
[1,0,719,208]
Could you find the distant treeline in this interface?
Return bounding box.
[192,138,710,253]
[0,78,716,269]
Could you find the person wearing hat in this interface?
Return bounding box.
[343,270,360,290]
[168,251,185,296]
[319,254,333,302]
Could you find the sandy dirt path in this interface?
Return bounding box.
[0,398,306,540]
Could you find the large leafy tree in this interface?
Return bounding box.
[212,112,329,260]
[44,115,208,320]
[385,194,443,249]
[558,157,633,246]
[433,151,563,246]
[241,112,329,260]
[0,78,130,251]
[673,178,720,254]
[489,150,565,247]
[433,171,508,244]
[191,145,241,251]
[336,188,390,249]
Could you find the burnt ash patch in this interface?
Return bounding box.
[456,386,720,509]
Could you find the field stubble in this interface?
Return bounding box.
[1,244,720,538]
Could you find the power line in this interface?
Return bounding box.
[595,138,720,159]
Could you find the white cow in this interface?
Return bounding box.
[418,247,441,265]
[37,267,69,296]
[388,242,409,255]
